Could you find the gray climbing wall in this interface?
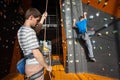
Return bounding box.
[62,0,87,73]
[82,3,120,79]
[62,0,120,79]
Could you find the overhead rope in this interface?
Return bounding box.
[43,0,52,80]
[45,0,48,11]
[44,0,48,42]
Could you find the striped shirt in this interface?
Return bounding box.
[17,26,40,64]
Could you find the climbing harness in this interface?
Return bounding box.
[26,68,44,80]
[17,53,44,80]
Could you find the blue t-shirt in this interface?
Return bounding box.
[75,19,87,34]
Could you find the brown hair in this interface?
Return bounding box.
[25,8,41,19]
[79,16,84,20]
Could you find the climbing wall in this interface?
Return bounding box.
[0,0,23,78]
[61,0,87,73]
[61,0,120,79]
[82,0,120,18]
[81,0,120,79]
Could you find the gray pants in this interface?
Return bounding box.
[80,31,95,58]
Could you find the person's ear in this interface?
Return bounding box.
[29,15,34,20]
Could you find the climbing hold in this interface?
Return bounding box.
[112,30,118,34]
[69,54,73,56]
[61,19,63,22]
[107,46,110,49]
[96,12,100,16]
[66,2,70,5]
[87,0,90,5]
[98,0,102,3]
[68,30,72,32]
[74,41,77,44]
[66,8,70,11]
[89,15,94,20]
[104,24,108,28]
[104,2,108,6]
[6,40,8,42]
[12,27,15,30]
[62,40,65,43]
[62,3,65,6]
[6,46,8,48]
[72,2,76,5]
[104,18,108,21]
[93,46,96,49]
[99,46,102,50]
[105,31,109,35]
[76,60,79,62]
[92,40,96,44]
[90,27,95,30]
[97,33,102,36]
[68,36,72,38]
[12,41,14,44]
[69,60,73,63]
[110,69,114,72]
[110,17,114,20]
[108,53,111,56]
[3,14,6,19]
[102,68,105,71]
[68,41,72,44]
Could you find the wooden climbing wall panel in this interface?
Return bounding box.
[82,0,120,18]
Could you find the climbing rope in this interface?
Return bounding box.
[43,0,52,80]
[43,0,48,43]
